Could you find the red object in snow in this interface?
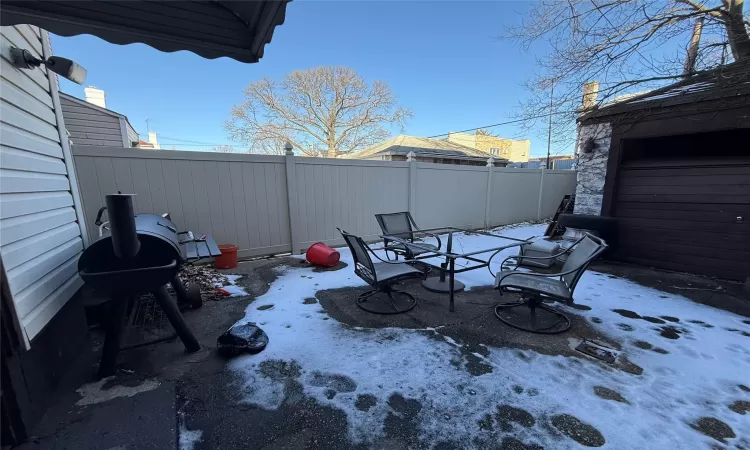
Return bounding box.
[215,287,231,296]
[306,242,340,267]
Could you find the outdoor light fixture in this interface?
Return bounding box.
[10,46,87,84]
[581,137,596,154]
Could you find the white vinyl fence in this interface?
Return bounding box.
[71,147,576,259]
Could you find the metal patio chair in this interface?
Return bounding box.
[339,228,424,314]
[493,233,607,334]
[374,212,442,262]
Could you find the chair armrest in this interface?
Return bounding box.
[495,265,586,286]
[366,245,422,265]
[413,228,442,251]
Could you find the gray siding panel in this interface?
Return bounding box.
[0,25,84,347]
[60,96,125,146]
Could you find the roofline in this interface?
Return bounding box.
[59,92,139,135]
[579,62,750,123]
[376,150,509,163]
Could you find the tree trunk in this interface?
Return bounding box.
[683,17,704,75]
[726,0,750,61]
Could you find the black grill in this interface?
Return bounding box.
[78,194,201,378]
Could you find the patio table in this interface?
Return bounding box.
[380,227,528,312]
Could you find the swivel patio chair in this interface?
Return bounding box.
[375,212,442,260]
[493,233,607,334]
[339,228,424,314]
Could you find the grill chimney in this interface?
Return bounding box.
[105,194,140,258]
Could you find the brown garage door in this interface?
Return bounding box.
[612,135,750,281]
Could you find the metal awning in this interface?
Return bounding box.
[0,0,291,63]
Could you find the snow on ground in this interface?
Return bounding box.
[215,274,248,297]
[228,223,750,449]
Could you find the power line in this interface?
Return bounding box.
[426,110,576,138]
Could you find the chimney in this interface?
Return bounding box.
[581,81,599,110]
[84,86,106,108]
[147,131,160,149]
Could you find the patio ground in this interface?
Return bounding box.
[19,224,750,450]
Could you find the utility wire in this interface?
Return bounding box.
[426,109,576,138]
[161,109,578,146]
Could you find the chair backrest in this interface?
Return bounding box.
[375,212,415,242]
[338,229,377,285]
[560,233,608,292]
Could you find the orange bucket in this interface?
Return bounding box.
[215,244,238,269]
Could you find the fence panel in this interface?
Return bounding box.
[413,163,489,230]
[294,158,409,248]
[489,168,543,225]
[72,146,577,259]
[539,170,578,218]
[72,147,291,258]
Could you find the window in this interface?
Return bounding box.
[490,148,499,155]
[501,148,510,155]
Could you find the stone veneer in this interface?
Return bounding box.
[574,122,612,215]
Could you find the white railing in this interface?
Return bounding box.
[71,146,576,258]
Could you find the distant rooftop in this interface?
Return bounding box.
[342,135,509,163]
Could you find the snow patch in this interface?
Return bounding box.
[215,274,248,297]
[229,223,750,449]
[75,377,160,406]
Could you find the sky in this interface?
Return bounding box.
[52,1,564,157]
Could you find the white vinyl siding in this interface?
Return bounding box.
[0,25,85,348]
[60,96,125,146]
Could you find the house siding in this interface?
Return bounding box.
[0,25,85,347]
[59,96,124,146]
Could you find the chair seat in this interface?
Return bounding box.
[389,242,439,256]
[373,262,422,282]
[495,271,571,300]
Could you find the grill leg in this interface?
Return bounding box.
[171,274,188,303]
[152,285,200,353]
[98,296,129,379]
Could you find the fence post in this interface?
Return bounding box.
[407,151,417,219]
[284,143,301,254]
[484,157,494,229]
[536,167,546,220]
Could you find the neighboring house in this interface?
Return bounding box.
[59,87,140,147]
[342,135,509,167]
[447,132,531,162]
[509,155,575,170]
[0,0,289,443]
[574,62,750,281]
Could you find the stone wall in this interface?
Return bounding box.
[574,122,612,215]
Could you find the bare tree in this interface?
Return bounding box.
[248,138,288,156]
[507,0,750,149]
[224,67,412,158]
[212,145,235,153]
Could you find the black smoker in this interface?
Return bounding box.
[78,194,200,378]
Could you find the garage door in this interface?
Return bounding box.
[613,153,750,281]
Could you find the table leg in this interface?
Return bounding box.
[449,258,455,312]
[420,231,465,300]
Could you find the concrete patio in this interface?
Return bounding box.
[19,224,750,450]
